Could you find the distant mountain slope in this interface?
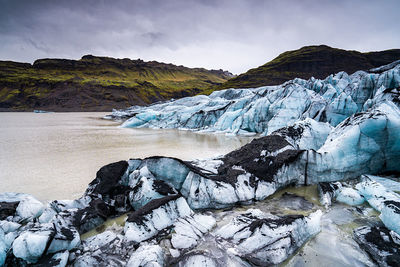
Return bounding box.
[218,45,400,90]
[0,55,233,111]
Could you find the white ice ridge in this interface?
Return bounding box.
[112,60,400,135]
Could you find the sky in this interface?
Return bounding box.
[0,0,399,74]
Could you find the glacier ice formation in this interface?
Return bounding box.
[1,61,400,266]
[112,60,400,136]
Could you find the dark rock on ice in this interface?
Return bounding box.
[89,198,113,219]
[34,250,69,267]
[70,208,104,235]
[0,193,44,222]
[127,194,181,224]
[73,231,138,266]
[354,226,400,267]
[218,135,302,184]
[170,213,216,250]
[317,182,341,207]
[88,160,129,195]
[11,217,79,264]
[0,202,19,220]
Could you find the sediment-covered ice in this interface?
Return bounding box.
[73,230,137,266]
[272,118,333,150]
[215,209,322,265]
[354,175,400,236]
[101,97,400,212]
[317,182,342,207]
[367,175,400,193]
[319,175,400,236]
[0,192,44,222]
[126,244,165,267]
[355,175,400,211]
[2,98,400,263]
[0,228,6,266]
[381,201,400,236]
[124,195,192,242]
[354,226,400,267]
[12,224,55,263]
[171,214,216,250]
[11,220,80,264]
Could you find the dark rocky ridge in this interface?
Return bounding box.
[218,45,400,89]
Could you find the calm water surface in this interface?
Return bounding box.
[0,112,253,202]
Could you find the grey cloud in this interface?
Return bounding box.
[0,0,399,73]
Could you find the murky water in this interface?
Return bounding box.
[0,112,253,202]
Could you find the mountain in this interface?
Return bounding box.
[218,45,400,90]
[0,55,233,111]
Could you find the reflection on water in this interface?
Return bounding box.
[0,112,253,202]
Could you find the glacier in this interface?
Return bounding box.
[1,61,400,266]
[112,60,400,136]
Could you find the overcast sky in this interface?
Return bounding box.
[0,0,399,74]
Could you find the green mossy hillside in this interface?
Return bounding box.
[0,55,232,111]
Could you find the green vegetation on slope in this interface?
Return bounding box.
[218,45,400,90]
[0,55,232,111]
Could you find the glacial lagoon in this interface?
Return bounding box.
[0,112,253,202]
